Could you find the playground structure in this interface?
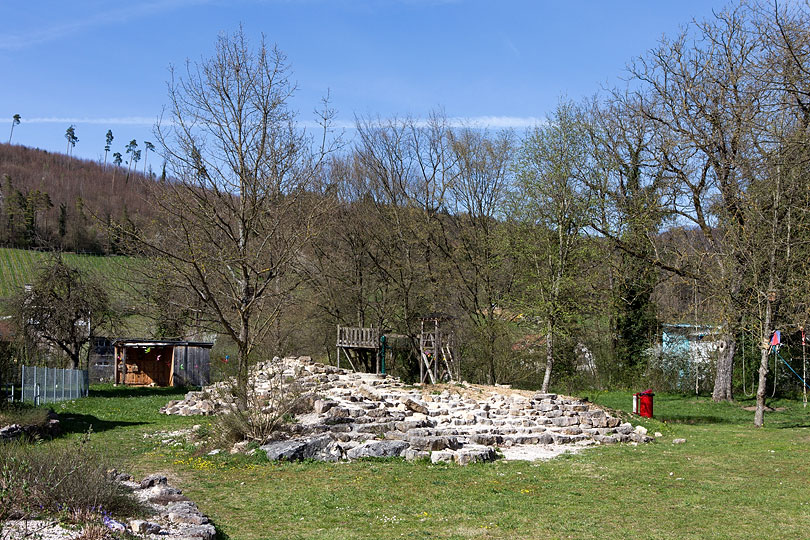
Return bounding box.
[419,314,459,384]
[335,316,460,383]
[336,326,385,374]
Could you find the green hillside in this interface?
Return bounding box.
[0,247,135,299]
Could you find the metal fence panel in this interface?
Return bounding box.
[19,365,88,405]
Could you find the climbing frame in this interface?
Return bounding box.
[419,315,459,384]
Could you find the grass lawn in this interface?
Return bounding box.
[36,386,810,539]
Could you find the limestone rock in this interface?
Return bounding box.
[430,450,455,464]
[129,520,162,534]
[140,474,168,489]
[404,448,430,461]
[261,435,333,461]
[455,444,497,465]
[162,356,651,464]
[0,424,23,440]
[175,524,217,540]
[407,435,461,451]
[403,398,429,415]
[346,440,409,459]
[165,501,209,525]
[313,399,335,414]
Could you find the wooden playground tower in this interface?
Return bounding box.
[336,326,383,374]
[419,314,459,384]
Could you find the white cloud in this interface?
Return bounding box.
[24,116,158,126]
[0,0,212,50]
[503,38,520,58]
[23,114,540,130]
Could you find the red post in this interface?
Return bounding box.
[638,389,654,418]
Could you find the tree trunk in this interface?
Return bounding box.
[712,334,736,401]
[235,341,249,411]
[235,305,250,411]
[487,320,497,385]
[754,299,773,427]
[488,348,497,386]
[754,342,770,427]
[541,322,553,393]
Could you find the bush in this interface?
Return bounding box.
[0,403,50,428]
[0,432,142,528]
[208,358,313,446]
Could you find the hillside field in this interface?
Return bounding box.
[0,247,134,299]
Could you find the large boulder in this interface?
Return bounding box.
[261,435,333,461]
[407,435,461,451]
[346,440,409,459]
[455,444,498,465]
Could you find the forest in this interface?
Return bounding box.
[3,1,810,425]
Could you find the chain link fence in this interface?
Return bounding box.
[18,365,89,405]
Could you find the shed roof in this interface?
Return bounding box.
[112,338,214,348]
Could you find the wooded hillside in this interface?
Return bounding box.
[0,143,157,254]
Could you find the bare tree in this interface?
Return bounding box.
[297,155,395,365]
[352,114,457,365]
[442,128,515,384]
[744,0,810,425]
[8,257,119,370]
[612,3,810,422]
[617,5,761,401]
[129,28,335,408]
[588,92,668,384]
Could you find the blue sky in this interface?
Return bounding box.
[2,0,731,164]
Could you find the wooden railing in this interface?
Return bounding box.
[337,326,380,349]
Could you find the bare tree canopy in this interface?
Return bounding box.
[127,28,336,408]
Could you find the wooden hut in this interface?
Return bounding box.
[113,339,212,387]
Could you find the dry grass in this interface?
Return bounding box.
[0,404,50,428]
[0,433,143,523]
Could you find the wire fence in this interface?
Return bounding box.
[15,365,89,405]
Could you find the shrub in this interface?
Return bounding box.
[0,432,142,529]
[208,358,313,446]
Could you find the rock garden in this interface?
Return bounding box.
[162,356,653,464]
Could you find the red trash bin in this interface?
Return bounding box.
[637,389,654,418]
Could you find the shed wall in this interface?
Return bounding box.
[172,345,210,387]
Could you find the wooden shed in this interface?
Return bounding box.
[113,339,212,387]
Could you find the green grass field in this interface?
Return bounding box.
[0,247,134,299]
[35,387,810,539]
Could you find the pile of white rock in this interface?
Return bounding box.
[162,356,652,465]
